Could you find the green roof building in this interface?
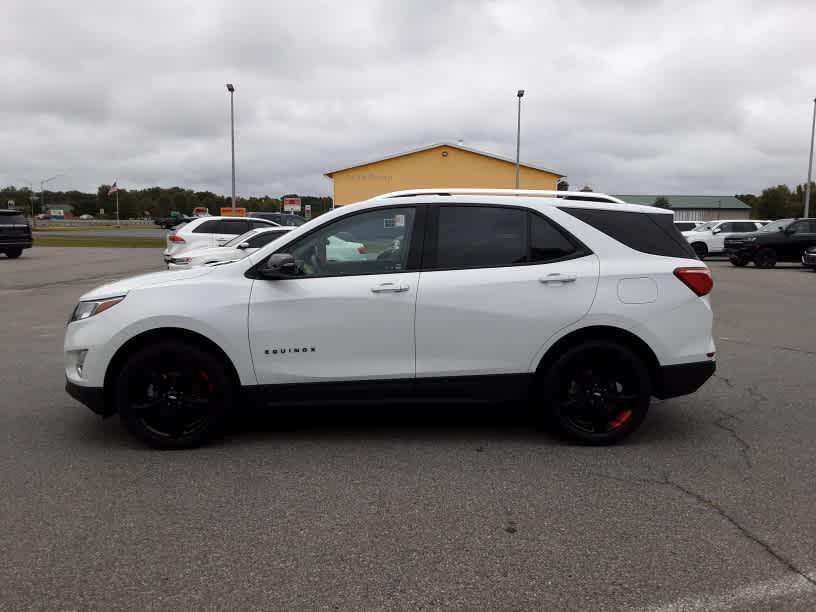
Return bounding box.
[612,195,751,221]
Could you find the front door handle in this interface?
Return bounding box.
[539,273,577,284]
[371,283,409,293]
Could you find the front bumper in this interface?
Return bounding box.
[802,253,816,268]
[65,380,110,416]
[656,361,716,399]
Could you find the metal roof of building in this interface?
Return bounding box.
[612,195,750,210]
[325,142,565,178]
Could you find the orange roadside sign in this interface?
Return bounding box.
[220,207,246,217]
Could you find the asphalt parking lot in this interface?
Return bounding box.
[1,248,815,611]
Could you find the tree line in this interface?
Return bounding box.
[734,183,815,219]
[0,185,333,219]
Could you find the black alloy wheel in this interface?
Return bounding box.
[116,342,232,449]
[691,242,708,259]
[540,341,650,445]
[729,256,749,267]
[753,248,777,268]
[5,248,22,258]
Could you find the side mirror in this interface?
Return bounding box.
[236,242,251,250]
[258,253,298,280]
[783,227,794,234]
[711,227,721,234]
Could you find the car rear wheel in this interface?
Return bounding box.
[4,248,22,258]
[538,341,651,445]
[691,242,708,259]
[754,248,777,268]
[115,341,233,449]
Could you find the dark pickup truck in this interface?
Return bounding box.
[0,210,32,258]
[725,218,816,268]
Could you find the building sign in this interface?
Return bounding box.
[7,200,15,209]
[283,197,301,212]
[220,207,246,217]
[304,204,312,219]
[49,208,65,219]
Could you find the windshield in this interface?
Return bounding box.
[224,228,262,247]
[693,222,716,232]
[758,219,793,233]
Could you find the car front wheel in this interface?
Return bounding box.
[4,248,22,258]
[753,248,777,268]
[538,341,651,445]
[115,341,233,449]
[729,256,749,267]
[691,242,708,259]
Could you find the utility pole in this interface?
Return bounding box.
[805,97,816,218]
[226,83,237,212]
[515,89,524,189]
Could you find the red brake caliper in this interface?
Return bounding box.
[608,409,633,429]
[198,370,215,393]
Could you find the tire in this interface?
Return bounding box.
[691,242,708,259]
[729,256,749,267]
[537,341,651,445]
[115,341,233,449]
[753,248,777,268]
[5,248,22,259]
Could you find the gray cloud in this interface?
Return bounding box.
[2,0,815,198]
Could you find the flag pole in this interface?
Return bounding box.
[116,190,120,226]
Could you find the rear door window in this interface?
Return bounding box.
[560,207,697,259]
[0,212,27,225]
[192,220,222,234]
[530,213,577,262]
[434,206,527,269]
[733,221,759,232]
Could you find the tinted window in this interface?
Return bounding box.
[530,213,576,262]
[790,221,810,234]
[284,208,415,277]
[193,220,222,234]
[435,206,527,269]
[560,207,697,259]
[718,223,735,232]
[248,231,287,248]
[733,222,758,232]
[250,220,275,229]
[674,222,697,231]
[0,212,26,224]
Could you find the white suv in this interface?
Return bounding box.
[163,216,279,262]
[65,189,715,449]
[683,219,769,259]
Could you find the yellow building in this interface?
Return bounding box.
[325,142,564,206]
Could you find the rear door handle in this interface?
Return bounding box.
[539,273,577,284]
[371,283,409,293]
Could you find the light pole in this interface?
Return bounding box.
[226,83,236,213]
[805,97,816,218]
[515,89,524,189]
[39,174,60,218]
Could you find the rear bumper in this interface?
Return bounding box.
[0,240,32,249]
[656,361,716,399]
[65,380,110,416]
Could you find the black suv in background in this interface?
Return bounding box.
[247,212,307,226]
[0,210,32,258]
[725,218,816,268]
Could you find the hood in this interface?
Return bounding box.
[80,267,214,301]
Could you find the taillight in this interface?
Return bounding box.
[674,267,713,297]
[357,246,367,254]
[168,233,186,243]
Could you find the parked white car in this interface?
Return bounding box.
[163,216,280,262]
[167,227,295,270]
[683,219,770,258]
[65,188,715,449]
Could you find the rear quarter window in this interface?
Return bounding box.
[559,207,697,259]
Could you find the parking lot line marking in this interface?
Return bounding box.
[639,573,816,612]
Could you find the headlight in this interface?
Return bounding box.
[69,296,126,323]
[170,257,192,264]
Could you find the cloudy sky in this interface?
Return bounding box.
[3,0,816,198]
